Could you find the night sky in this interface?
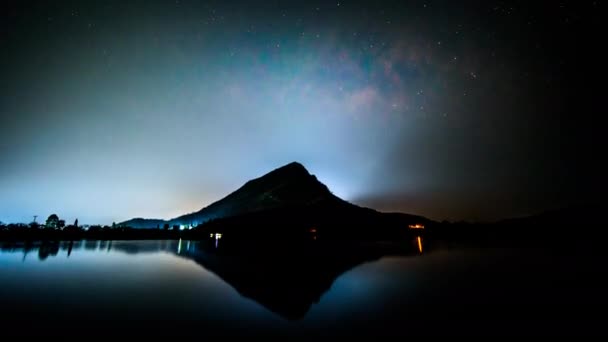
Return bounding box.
[1,1,602,224]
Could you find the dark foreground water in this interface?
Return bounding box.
[0,238,606,336]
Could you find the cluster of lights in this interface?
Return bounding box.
[408,224,425,229]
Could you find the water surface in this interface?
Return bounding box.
[0,239,605,336]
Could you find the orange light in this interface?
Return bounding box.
[417,236,423,253]
[310,228,317,233]
[408,224,425,229]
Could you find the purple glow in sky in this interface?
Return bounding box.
[0,1,602,224]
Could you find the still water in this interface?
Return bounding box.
[0,239,605,336]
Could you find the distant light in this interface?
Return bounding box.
[409,224,425,229]
[180,225,186,230]
[210,233,214,237]
[310,228,317,233]
[214,233,221,249]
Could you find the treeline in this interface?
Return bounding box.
[0,223,185,241]
[1,212,192,241]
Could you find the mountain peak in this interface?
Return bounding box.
[247,162,326,196]
[265,161,310,178]
[242,161,324,195]
[162,161,333,226]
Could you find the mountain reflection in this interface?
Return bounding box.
[0,237,425,320]
[178,241,424,320]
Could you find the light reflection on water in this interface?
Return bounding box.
[0,238,605,336]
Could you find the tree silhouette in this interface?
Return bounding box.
[46,214,59,229]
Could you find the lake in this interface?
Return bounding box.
[0,238,606,336]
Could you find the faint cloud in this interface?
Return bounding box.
[346,86,381,113]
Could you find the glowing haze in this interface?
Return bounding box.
[0,1,601,224]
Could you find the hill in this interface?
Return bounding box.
[121,162,431,239]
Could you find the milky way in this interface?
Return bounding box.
[0,1,602,223]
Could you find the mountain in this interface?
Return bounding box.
[172,161,335,226]
[119,218,166,229]
[425,203,605,247]
[121,162,431,238]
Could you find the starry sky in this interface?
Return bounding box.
[0,1,603,224]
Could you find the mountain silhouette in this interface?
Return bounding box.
[122,162,431,239]
[172,162,336,225]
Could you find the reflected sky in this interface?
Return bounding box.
[1,240,606,336]
[0,239,426,327]
[0,241,279,328]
